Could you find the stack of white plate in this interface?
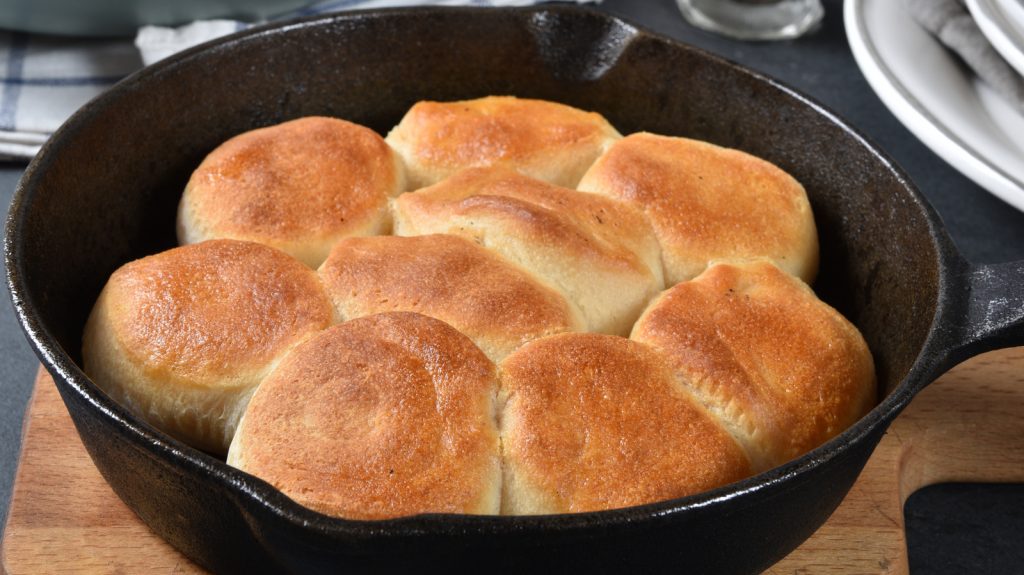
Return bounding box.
[845,0,1024,212]
[970,0,1024,77]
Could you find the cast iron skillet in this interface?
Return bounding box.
[6,6,1024,574]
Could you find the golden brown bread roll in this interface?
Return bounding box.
[630,260,875,471]
[317,234,585,362]
[82,239,334,455]
[392,166,664,335]
[498,332,752,514]
[385,96,621,190]
[178,116,405,268]
[577,132,819,285]
[227,312,501,520]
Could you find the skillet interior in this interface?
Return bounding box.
[6,6,946,573]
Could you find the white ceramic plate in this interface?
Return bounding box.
[845,0,1024,212]
[969,0,1024,77]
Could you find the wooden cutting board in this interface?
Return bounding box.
[3,347,1023,574]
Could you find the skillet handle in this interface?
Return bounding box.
[936,259,1024,369]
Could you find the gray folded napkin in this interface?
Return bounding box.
[904,0,1024,113]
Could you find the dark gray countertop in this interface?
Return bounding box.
[2,0,1023,572]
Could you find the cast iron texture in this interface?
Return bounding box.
[6,6,1024,574]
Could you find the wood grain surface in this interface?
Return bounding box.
[3,347,1023,574]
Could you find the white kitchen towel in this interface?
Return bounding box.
[0,0,598,161]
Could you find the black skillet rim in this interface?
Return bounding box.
[4,4,962,540]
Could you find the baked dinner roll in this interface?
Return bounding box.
[385,96,621,189]
[82,239,334,455]
[178,116,405,268]
[318,234,584,362]
[630,260,875,471]
[227,312,501,520]
[498,332,752,514]
[577,132,818,285]
[392,166,664,335]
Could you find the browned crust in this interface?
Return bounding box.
[80,239,334,454]
[87,239,333,389]
[578,132,818,285]
[392,166,665,335]
[317,234,584,361]
[179,116,401,264]
[386,96,621,188]
[393,166,658,278]
[630,261,876,470]
[499,332,752,514]
[228,312,501,519]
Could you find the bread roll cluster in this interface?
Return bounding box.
[83,96,874,520]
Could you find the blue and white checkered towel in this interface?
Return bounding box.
[0,35,141,159]
[0,0,597,160]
